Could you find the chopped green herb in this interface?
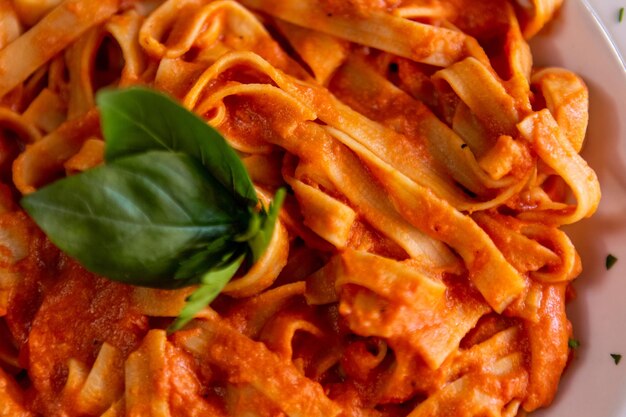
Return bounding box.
[611,354,622,365]
[568,338,581,349]
[619,7,624,23]
[606,254,618,270]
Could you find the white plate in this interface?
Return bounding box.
[584,0,626,64]
[530,1,626,416]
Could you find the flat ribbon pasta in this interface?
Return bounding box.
[0,0,599,416]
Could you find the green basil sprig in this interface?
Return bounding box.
[21,87,285,332]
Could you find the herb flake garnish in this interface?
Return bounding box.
[21,87,284,331]
[606,254,618,270]
[568,338,581,349]
[619,7,624,23]
[611,354,622,365]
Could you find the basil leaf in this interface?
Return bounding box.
[23,86,285,330]
[97,87,258,206]
[248,188,286,262]
[174,236,234,280]
[168,252,245,332]
[21,151,248,287]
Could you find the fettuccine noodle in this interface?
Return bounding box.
[0,0,600,416]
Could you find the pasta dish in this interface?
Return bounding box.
[0,0,600,416]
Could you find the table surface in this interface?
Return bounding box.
[585,0,626,65]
